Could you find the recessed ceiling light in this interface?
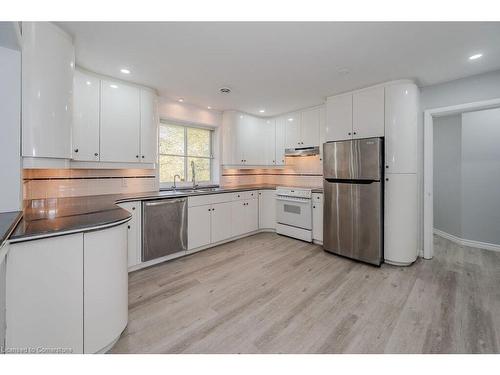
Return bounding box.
[86,81,91,86]
[240,115,244,119]
[288,118,294,122]
[207,106,212,110]
[110,84,118,89]
[120,68,131,74]
[259,109,265,113]
[469,53,483,60]
[219,87,232,94]
[337,67,350,75]
[178,98,184,103]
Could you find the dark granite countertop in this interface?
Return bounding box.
[10,184,323,242]
[1,211,23,246]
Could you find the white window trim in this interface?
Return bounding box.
[158,119,215,189]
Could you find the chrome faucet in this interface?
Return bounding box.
[172,174,181,190]
[191,160,198,188]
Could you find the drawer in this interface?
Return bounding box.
[188,195,212,207]
[232,190,258,201]
[210,193,234,205]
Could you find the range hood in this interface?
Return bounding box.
[284,146,320,157]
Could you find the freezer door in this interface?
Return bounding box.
[323,180,382,266]
[323,138,382,180]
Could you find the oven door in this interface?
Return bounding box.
[276,196,312,230]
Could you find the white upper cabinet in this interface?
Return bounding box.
[325,93,352,142]
[384,83,419,174]
[300,107,321,147]
[326,86,385,142]
[263,119,276,165]
[22,22,74,159]
[284,111,301,148]
[100,80,141,163]
[222,111,239,165]
[275,116,286,165]
[73,70,100,161]
[241,116,265,165]
[352,86,385,139]
[140,89,158,164]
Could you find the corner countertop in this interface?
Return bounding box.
[9,184,323,243]
[1,211,23,247]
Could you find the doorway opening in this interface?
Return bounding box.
[424,99,500,259]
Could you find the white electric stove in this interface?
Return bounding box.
[275,186,313,242]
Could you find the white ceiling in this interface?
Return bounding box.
[58,22,500,117]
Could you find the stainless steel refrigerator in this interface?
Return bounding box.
[323,137,383,266]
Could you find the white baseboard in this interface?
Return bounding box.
[433,228,500,252]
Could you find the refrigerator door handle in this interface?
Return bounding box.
[324,178,379,184]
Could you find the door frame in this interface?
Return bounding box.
[423,98,500,259]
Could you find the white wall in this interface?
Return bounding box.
[0,45,22,212]
[157,97,222,127]
[461,108,500,245]
[421,69,500,110]
[433,115,462,238]
[433,108,500,247]
[419,69,500,253]
[0,257,5,351]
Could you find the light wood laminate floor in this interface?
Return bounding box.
[110,233,500,353]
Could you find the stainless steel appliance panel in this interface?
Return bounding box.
[323,181,354,257]
[142,198,187,262]
[323,138,382,181]
[323,181,382,265]
[352,181,383,265]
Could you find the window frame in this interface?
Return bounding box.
[158,119,214,189]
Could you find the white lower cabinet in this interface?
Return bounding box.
[83,224,128,353]
[6,233,84,353]
[188,192,259,251]
[188,205,212,250]
[258,190,276,229]
[211,201,233,243]
[231,198,258,237]
[312,193,323,243]
[6,223,129,353]
[384,173,418,265]
[118,201,142,268]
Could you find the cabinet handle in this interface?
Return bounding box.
[142,155,145,159]
[386,178,389,181]
[212,208,215,211]
[348,132,351,136]
[353,132,357,135]
[386,165,389,169]
[132,207,135,210]
[74,148,79,153]
[94,152,98,157]
[127,225,130,229]
[136,155,139,158]
[313,205,316,208]
[208,208,211,211]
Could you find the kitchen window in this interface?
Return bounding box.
[158,121,214,188]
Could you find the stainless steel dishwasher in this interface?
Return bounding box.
[142,198,187,262]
